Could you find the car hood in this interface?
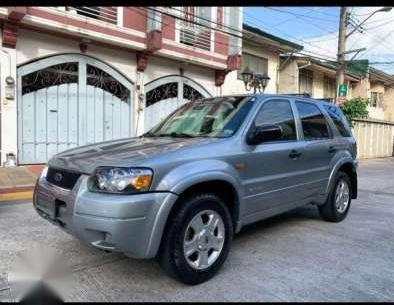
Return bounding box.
[48,136,212,174]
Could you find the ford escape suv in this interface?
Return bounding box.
[33,94,358,285]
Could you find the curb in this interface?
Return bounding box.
[0,191,33,202]
[0,186,34,202]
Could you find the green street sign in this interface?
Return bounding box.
[337,84,348,97]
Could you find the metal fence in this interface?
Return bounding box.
[65,7,117,24]
[179,24,211,51]
[352,118,394,159]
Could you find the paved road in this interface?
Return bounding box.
[1,158,394,301]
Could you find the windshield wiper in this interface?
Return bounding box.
[142,132,206,138]
[141,131,157,137]
[153,132,197,138]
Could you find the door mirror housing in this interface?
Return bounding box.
[247,124,283,145]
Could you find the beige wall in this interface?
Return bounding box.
[312,70,324,99]
[352,77,369,98]
[384,87,394,122]
[278,60,298,94]
[222,42,280,95]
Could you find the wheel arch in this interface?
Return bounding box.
[151,178,241,259]
[326,159,358,200]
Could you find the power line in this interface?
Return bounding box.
[298,30,338,40]
[242,9,340,57]
[269,6,324,28]
[363,29,394,54]
[301,7,339,18]
[139,7,393,78]
[152,9,394,85]
[370,61,394,65]
[146,7,340,62]
[264,7,338,23]
[363,18,394,31]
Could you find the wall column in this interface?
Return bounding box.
[135,52,149,136]
[0,47,17,164]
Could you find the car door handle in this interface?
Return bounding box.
[328,146,337,153]
[289,150,302,159]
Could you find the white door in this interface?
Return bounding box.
[17,54,134,164]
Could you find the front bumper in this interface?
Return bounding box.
[33,174,178,258]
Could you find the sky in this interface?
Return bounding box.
[243,7,394,74]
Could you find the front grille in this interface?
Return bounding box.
[46,167,81,190]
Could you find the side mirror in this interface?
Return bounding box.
[247,124,283,145]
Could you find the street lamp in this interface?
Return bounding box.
[346,7,392,38]
[241,67,270,93]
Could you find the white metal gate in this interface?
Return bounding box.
[144,75,211,131]
[17,54,134,164]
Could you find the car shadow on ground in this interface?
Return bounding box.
[235,204,321,240]
[59,203,325,297]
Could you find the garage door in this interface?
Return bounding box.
[17,54,134,164]
[144,75,212,132]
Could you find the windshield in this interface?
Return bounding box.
[144,96,254,138]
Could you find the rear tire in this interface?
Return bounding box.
[318,171,352,222]
[159,192,233,285]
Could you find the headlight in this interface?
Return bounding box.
[89,167,153,194]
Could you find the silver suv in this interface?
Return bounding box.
[33,94,358,285]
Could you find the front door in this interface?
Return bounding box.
[242,98,308,219]
[17,54,134,164]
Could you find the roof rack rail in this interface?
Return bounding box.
[282,93,311,98]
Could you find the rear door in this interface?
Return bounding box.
[323,103,357,159]
[294,100,336,199]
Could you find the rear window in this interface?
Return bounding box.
[323,104,352,137]
[295,101,330,140]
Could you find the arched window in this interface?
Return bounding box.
[144,75,212,131]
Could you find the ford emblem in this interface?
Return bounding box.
[54,172,63,182]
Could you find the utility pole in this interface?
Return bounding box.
[335,6,392,104]
[336,6,348,104]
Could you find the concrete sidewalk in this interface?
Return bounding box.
[0,165,44,201]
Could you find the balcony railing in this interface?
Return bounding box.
[179,23,211,51]
[65,6,117,24]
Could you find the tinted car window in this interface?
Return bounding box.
[323,104,352,137]
[147,96,254,138]
[254,99,297,141]
[296,101,330,140]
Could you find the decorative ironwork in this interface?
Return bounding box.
[22,62,78,95]
[145,82,178,107]
[183,84,204,101]
[87,64,130,102]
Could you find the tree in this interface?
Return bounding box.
[340,97,369,127]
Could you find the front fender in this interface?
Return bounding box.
[145,160,243,258]
[156,159,243,196]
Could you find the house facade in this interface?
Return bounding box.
[0,6,243,165]
[222,24,303,95]
[352,67,394,121]
[278,56,394,122]
[278,56,360,101]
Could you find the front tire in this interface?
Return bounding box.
[318,171,352,222]
[159,193,233,285]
